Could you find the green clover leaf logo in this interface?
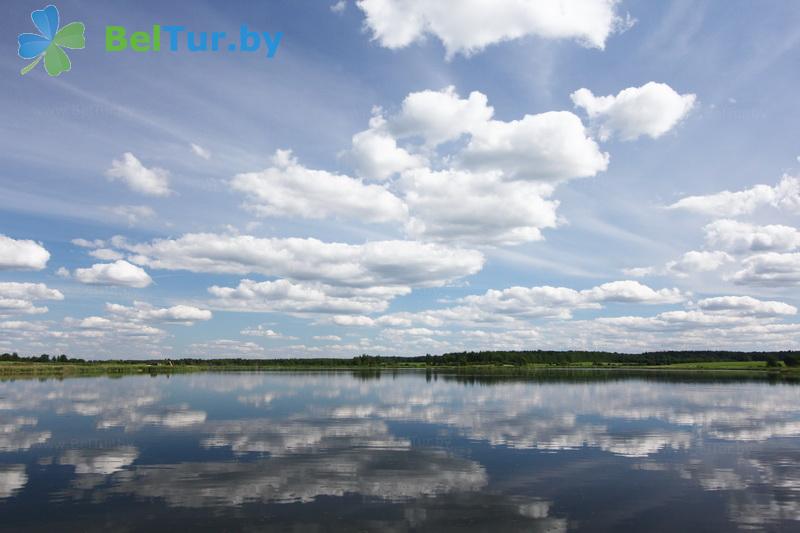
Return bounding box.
[18,5,85,76]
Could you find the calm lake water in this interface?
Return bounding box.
[2,371,800,531]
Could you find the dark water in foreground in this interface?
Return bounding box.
[2,371,800,531]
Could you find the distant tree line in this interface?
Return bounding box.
[428,350,800,367]
[3,350,800,367]
[446,350,800,367]
[0,352,84,363]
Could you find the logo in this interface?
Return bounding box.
[17,5,85,77]
[104,25,282,57]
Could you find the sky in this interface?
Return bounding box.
[2,0,800,359]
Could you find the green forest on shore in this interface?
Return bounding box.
[2,349,800,376]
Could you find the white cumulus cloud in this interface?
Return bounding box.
[665,250,733,277]
[401,168,559,245]
[368,280,686,328]
[350,113,426,180]
[731,252,800,286]
[73,260,153,288]
[105,301,212,325]
[72,316,164,337]
[389,86,494,146]
[231,149,407,223]
[668,175,800,217]
[581,280,685,304]
[704,219,800,253]
[571,82,696,141]
[356,0,627,58]
[696,296,796,317]
[0,235,50,270]
[209,279,408,315]
[0,282,64,316]
[106,152,172,197]
[117,234,484,289]
[460,111,609,182]
[627,250,733,278]
[0,283,63,301]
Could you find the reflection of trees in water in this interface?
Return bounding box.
[435,369,797,385]
[351,369,384,381]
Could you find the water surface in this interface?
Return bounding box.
[2,370,800,531]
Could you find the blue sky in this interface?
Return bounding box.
[2,0,800,358]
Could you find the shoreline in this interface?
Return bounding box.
[2,361,799,379]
